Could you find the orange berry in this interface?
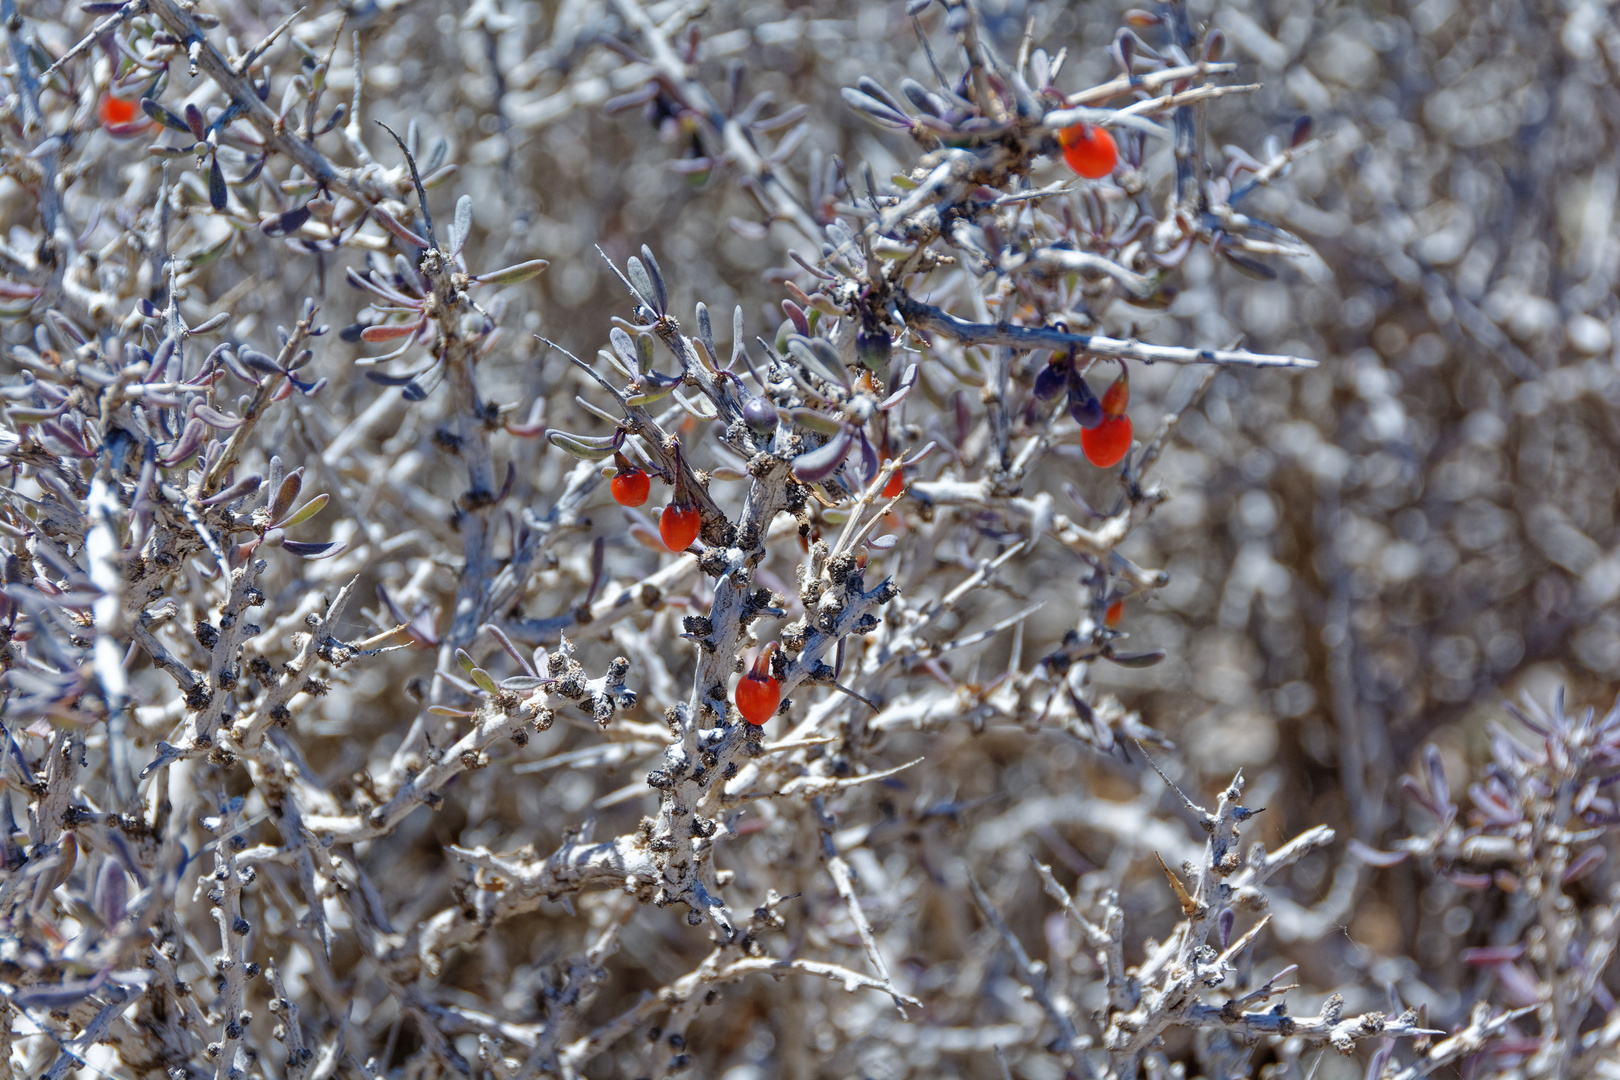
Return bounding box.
[98,94,140,127]
[659,502,701,551]
[611,466,650,507]
[1099,369,1129,417]
[1081,414,1132,468]
[1059,123,1118,180]
[883,468,905,498]
[736,644,781,725]
[1105,599,1125,627]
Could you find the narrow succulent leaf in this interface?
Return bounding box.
[208,155,227,211]
[192,402,245,430]
[625,256,657,313]
[609,326,640,373]
[639,245,668,313]
[787,335,847,387]
[158,417,208,465]
[140,98,190,132]
[373,204,429,249]
[469,667,498,694]
[262,205,311,237]
[278,493,329,529]
[239,348,283,375]
[284,539,343,559]
[1106,649,1165,668]
[361,319,424,342]
[474,259,548,285]
[198,474,262,506]
[456,648,477,675]
[791,426,854,483]
[500,675,550,691]
[547,431,621,460]
[268,467,304,523]
[452,194,472,255]
[789,407,843,436]
[625,384,679,406]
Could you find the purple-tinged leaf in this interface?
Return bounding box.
[791,426,854,483]
[1461,944,1526,966]
[222,348,261,386]
[781,299,811,339]
[283,540,343,559]
[1218,908,1235,951]
[361,319,425,342]
[1563,846,1604,884]
[268,467,304,524]
[262,205,311,237]
[500,675,551,692]
[238,347,282,375]
[373,204,429,249]
[191,402,244,430]
[158,417,208,465]
[857,427,879,485]
[1347,839,1409,867]
[198,474,262,507]
[865,533,898,550]
[95,858,128,927]
[208,155,227,210]
[842,87,912,129]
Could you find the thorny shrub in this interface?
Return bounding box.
[0,0,1612,1077]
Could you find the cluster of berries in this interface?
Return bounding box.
[608,452,700,551]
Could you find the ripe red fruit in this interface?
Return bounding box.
[882,458,906,498]
[98,94,140,127]
[1059,123,1118,180]
[610,455,650,507]
[1105,599,1125,627]
[736,643,781,725]
[1082,415,1133,468]
[1082,366,1132,467]
[659,502,700,551]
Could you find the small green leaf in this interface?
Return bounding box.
[469,667,498,694]
[626,384,678,407]
[474,259,548,286]
[789,407,843,436]
[547,431,621,460]
[278,492,328,529]
[456,648,477,675]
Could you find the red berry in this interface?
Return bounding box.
[1081,415,1133,468]
[659,502,701,551]
[98,94,140,127]
[1099,369,1129,417]
[1105,599,1125,627]
[611,466,650,507]
[1059,124,1118,180]
[736,644,781,725]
